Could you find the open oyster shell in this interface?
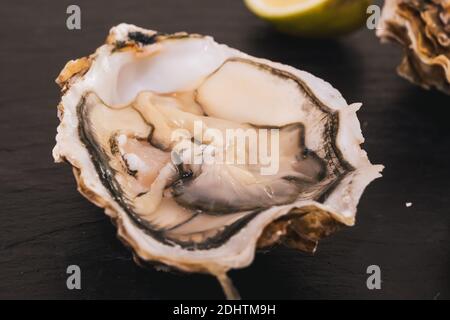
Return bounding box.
[54,24,383,299]
[377,0,450,94]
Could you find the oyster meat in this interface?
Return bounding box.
[54,24,383,299]
[377,0,450,94]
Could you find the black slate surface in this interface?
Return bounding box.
[0,0,449,299]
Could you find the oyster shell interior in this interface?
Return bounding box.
[54,24,383,299]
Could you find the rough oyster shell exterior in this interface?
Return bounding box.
[377,0,450,94]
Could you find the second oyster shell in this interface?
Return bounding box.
[377,0,450,94]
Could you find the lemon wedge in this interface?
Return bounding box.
[244,0,372,37]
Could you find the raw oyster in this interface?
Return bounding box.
[53,24,383,299]
[377,0,450,94]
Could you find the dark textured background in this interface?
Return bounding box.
[0,0,449,299]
